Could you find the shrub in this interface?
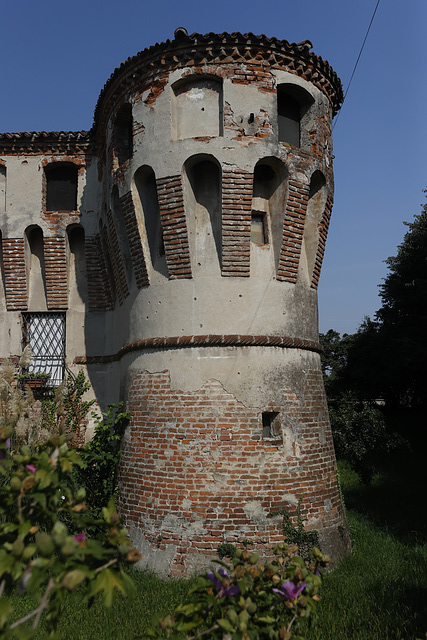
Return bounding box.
[148,544,328,640]
[0,425,140,638]
[272,496,320,560]
[328,392,406,483]
[74,403,129,520]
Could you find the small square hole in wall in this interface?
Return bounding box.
[262,412,281,439]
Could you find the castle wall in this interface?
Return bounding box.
[0,31,350,572]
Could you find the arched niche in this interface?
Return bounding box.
[26,226,47,310]
[251,158,289,274]
[183,155,222,274]
[113,103,133,164]
[277,83,315,150]
[133,165,167,278]
[172,76,223,141]
[66,224,87,309]
[111,186,133,285]
[299,170,327,286]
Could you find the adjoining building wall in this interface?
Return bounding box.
[0,30,350,575]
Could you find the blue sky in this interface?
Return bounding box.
[1,0,426,335]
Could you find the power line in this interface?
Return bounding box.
[333,0,381,130]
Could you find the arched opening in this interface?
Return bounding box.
[251,158,289,274]
[172,76,223,140]
[277,83,314,148]
[183,156,222,274]
[113,104,133,164]
[45,163,78,212]
[26,226,47,310]
[67,225,87,308]
[134,166,167,278]
[299,170,327,286]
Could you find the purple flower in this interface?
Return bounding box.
[207,570,222,590]
[26,464,36,474]
[6,439,10,449]
[273,580,307,601]
[74,533,87,542]
[206,568,240,598]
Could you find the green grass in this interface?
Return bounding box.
[9,440,427,640]
[307,460,427,640]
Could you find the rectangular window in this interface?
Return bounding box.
[262,411,281,439]
[22,313,66,386]
[46,165,78,211]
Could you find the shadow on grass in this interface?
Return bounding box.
[339,439,427,547]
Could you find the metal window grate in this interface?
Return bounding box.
[22,313,66,386]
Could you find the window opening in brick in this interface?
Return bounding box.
[113,104,133,164]
[262,412,281,439]
[277,84,314,148]
[21,312,66,386]
[251,212,267,244]
[46,164,78,212]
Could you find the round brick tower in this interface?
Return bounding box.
[93,29,349,575]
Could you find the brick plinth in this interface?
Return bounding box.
[118,365,347,576]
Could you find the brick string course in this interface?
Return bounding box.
[118,368,344,576]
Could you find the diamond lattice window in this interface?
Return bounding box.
[22,313,66,386]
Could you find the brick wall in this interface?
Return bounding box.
[44,237,68,309]
[120,191,150,288]
[156,176,192,279]
[118,364,345,575]
[311,194,333,290]
[277,180,310,282]
[2,238,27,310]
[221,169,252,276]
[85,235,114,311]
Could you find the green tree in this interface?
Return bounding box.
[375,197,427,408]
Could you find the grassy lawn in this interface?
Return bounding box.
[10,438,427,640]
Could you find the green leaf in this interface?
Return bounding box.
[62,569,88,590]
[218,618,235,632]
[87,568,127,608]
[0,596,13,628]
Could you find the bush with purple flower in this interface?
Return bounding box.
[149,543,328,640]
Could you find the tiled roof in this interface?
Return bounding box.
[93,30,343,130]
[0,130,92,154]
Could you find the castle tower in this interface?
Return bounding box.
[0,29,349,577]
[90,30,349,575]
